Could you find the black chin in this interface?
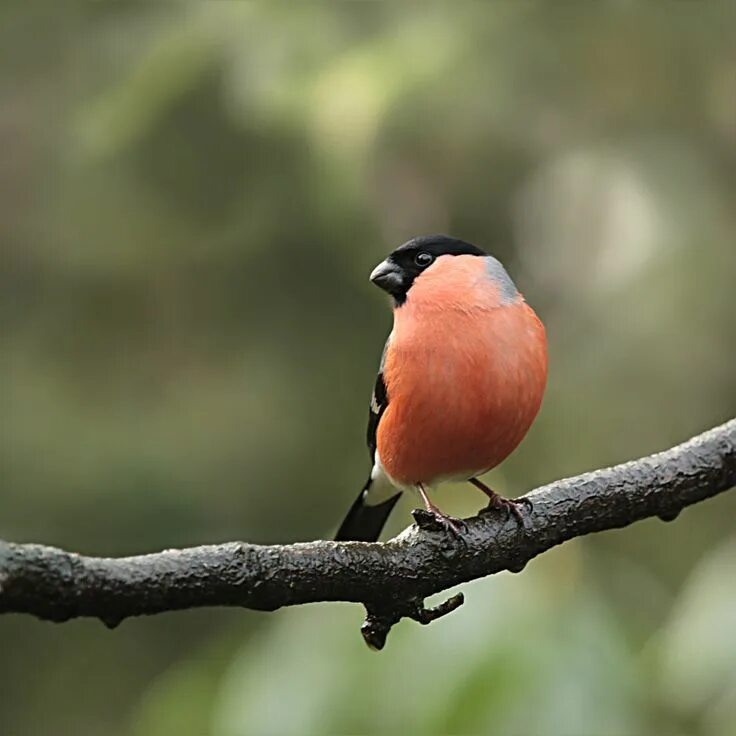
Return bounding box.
[389,287,408,306]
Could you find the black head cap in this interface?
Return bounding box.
[370,234,487,304]
[393,234,487,259]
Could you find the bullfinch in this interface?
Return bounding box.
[335,235,547,542]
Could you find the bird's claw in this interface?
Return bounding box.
[480,495,532,523]
[412,508,467,536]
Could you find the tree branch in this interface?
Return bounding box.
[1,419,735,649]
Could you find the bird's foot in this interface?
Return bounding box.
[413,482,466,537]
[469,477,531,524]
[412,507,466,536]
[480,494,532,523]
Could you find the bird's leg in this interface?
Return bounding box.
[415,483,465,535]
[469,477,532,523]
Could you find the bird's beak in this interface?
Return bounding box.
[369,259,404,294]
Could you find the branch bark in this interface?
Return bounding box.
[1,419,735,649]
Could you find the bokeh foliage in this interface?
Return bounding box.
[1,3,735,735]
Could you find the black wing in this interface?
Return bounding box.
[334,337,399,542]
[366,339,390,462]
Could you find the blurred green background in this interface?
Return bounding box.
[2,3,736,735]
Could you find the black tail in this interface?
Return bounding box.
[335,488,401,542]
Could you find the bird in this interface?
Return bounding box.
[335,235,548,542]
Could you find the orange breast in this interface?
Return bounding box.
[377,293,547,488]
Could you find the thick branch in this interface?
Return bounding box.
[1,419,735,648]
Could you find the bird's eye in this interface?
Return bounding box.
[414,252,434,268]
